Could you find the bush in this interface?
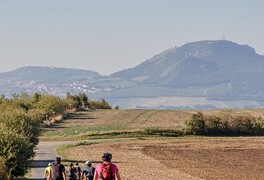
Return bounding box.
[34,94,68,117]
[253,116,264,134]
[0,98,41,178]
[144,128,183,137]
[229,114,254,135]
[0,157,8,180]
[205,115,229,135]
[0,125,34,178]
[65,92,81,109]
[185,110,264,136]
[88,99,112,109]
[0,109,40,145]
[185,112,205,135]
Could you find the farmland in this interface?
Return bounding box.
[41,109,264,179]
[63,137,264,180]
[41,109,193,140]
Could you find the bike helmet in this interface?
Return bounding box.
[102,152,112,162]
[55,156,61,162]
[48,162,52,166]
[85,161,92,165]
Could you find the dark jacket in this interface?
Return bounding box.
[51,163,65,180]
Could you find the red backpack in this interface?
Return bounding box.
[100,162,112,180]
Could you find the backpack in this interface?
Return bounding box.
[67,167,76,178]
[76,166,81,179]
[76,166,81,175]
[99,162,112,180]
[84,167,95,180]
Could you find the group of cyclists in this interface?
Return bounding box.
[43,152,121,180]
[66,161,94,180]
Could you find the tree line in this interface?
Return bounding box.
[0,92,112,179]
[144,110,264,137]
[185,110,264,136]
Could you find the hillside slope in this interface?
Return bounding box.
[1,40,264,109]
[110,40,264,100]
[0,66,101,83]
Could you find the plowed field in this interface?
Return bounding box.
[65,137,264,180]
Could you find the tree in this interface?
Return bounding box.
[185,112,205,135]
[88,99,112,109]
[0,94,5,102]
[32,93,41,103]
[0,125,34,178]
[79,92,88,108]
[0,157,8,180]
[34,95,68,117]
[0,104,41,146]
[65,92,81,109]
[0,98,41,178]
[11,93,19,99]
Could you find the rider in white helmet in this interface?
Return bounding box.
[81,161,95,180]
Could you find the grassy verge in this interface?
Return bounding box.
[41,127,184,141]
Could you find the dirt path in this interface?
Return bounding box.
[26,141,74,180]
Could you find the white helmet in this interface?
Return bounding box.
[85,161,92,165]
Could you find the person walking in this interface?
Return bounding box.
[75,162,82,180]
[67,163,77,180]
[43,162,52,180]
[49,156,67,180]
[81,161,95,180]
[94,152,121,180]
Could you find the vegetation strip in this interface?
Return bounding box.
[2,91,264,179]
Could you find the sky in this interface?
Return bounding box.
[0,0,263,75]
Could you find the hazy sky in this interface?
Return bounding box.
[1,0,263,75]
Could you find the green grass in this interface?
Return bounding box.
[41,126,184,141]
[41,124,138,140]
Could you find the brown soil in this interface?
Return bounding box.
[49,109,264,131]
[65,137,264,180]
[64,109,192,128]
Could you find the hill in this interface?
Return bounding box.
[0,66,101,83]
[111,40,264,100]
[1,40,264,109]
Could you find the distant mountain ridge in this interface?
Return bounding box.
[110,40,264,102]
[111,40,264,86]
[1,40,264,109]
[0,66,101,83]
